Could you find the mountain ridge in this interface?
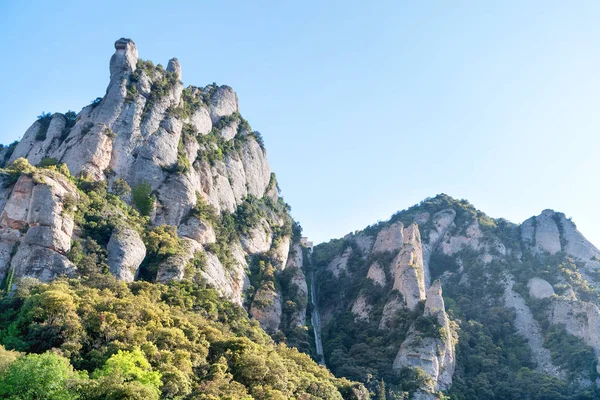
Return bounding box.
[1,39,600,400]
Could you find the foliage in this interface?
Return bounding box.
[0,141,18,168]
[138,225,184,281]
[126,59,180,117]
[38,157,58,168]
[111,177,131,198]
[81,122,93,136]
[91,349,162,397]
[36,112,53,141]
[0,351,82,400]
[0,277,359,399]
[90,97,102,108]
[60,110,78,142]
[132,182,155,216]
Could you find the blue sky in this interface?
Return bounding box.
[1,1,600,245]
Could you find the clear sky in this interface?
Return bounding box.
[1,1,600,246]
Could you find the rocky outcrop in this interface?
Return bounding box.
[177,216,216,244]
[250,284,282,333]
[10,38,273,225]
[378,223,426,328]
[548,298,600,374]
[4,38,291,308]
[504,277,561,377]
[528,277,555,299]
[286,243,308,327]
[373,222,404,253]
[422,209,456,287]
[208,86,238,124]
[393,280,456,395]
[328,247,352,277]
[390,223,426,311]
[351,295,372,322]
[107,228,146,282]
[240,218,272,255]
[366,261,386,286]
[521,210,562,255]
[155,238,202,283]
[0,172,78,283]
[521,210,600,272]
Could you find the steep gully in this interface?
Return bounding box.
[310,269,325,365]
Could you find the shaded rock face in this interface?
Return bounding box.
[521,209,600,265]
[248,240,309,333]
[286,243,308,327]
[393,280,456,394]
[0,173,78,283]
[107,228,146,282]
[548,298,600,374]
[351,295,372,322]
[421,209,456,287]
[328,247,352,277]
[504,276,562,378]
[378,222,427,328]
[366,261,386,286]
[250,284,282,333]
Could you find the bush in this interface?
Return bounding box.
[111,178,131,198]
[132,182,154,216]
[38,157,58,168]
[90,97,102,108]
[0,352,82,400]
[0,278,359,399]
[0,141,18,168]
[35,112,53,141]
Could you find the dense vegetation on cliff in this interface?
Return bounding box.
[0,276,364,399]
[2,38,600,400]
[313,195,600,400]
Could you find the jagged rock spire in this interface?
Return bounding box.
[167,58,182,79]
[110,38,138,80]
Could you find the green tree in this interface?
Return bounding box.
[92,349,162,397]
[0,352,82,400]
[132,182,154,216]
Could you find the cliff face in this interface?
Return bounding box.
[4,38,600,400]
[0,39,300,331]
[313,194,600,398]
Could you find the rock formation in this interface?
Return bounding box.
[0,39,301,339]
[0,171,78,283]
[393,280,456,398]
[5,38,600,400]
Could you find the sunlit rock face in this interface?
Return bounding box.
[2,38,294,311]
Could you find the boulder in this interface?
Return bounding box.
[107,228,146,282]
[528,277,555,299]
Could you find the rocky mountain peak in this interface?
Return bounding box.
[110,38,138,79]
[0,38,293,311]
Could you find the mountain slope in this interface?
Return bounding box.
[312,194,600,399]
[2,38,600,400]
[0,38,366,399]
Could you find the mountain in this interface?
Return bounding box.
[1,39,600,400]
[0,38,366,400]
[313,195,600,399]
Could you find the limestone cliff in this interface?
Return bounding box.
[4,38,600,400]
[393,280,456,399]
[312,194,600,398]
[0,39,298,330]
